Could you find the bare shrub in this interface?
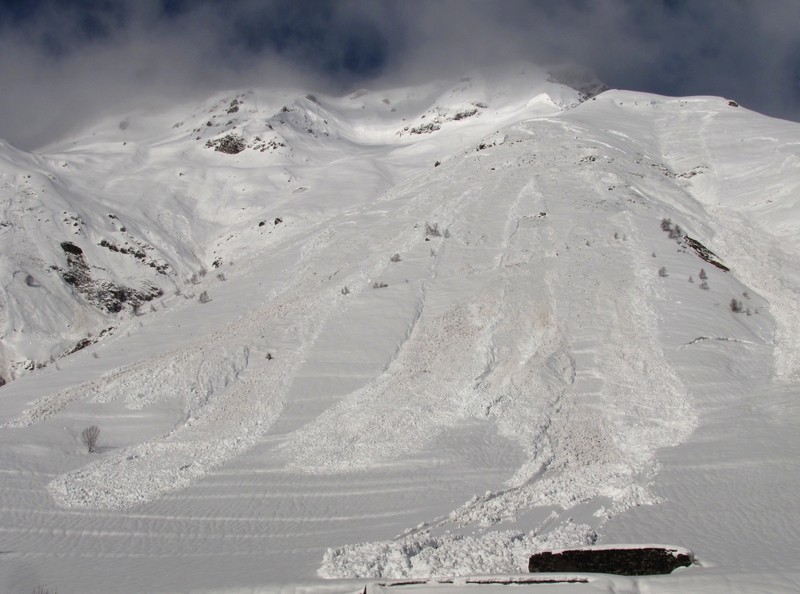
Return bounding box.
[668,224,683,239]
[373,281,388,289]
[658,266,668,277]
[25,273,38,287]
[699,268,708,280]
[699,280,709,290]
[198,290,211,304]
[730,298,744,313]
[661,218,684,240]
[81,426,100,453]
[390,253,401,263]
[425,222,442,237]
[341,286,350,295]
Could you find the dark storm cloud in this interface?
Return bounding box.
[0,0,798,150]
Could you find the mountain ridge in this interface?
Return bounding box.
[0,64,583,381]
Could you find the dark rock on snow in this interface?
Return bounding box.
[529,546,694,576]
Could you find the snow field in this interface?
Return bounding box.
[1,75,799,593]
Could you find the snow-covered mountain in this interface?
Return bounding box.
[1,64,799,593]
[0,64,580,381]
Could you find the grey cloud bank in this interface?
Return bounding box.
[1,0,799,150]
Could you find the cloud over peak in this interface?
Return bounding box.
[1,0,798,150]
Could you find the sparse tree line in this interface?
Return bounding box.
[657,218,756,313]
[660,217,684,240]
[338,221,450,294]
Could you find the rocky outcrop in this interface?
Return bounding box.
[58,241,163,314]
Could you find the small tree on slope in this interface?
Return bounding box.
[81,425,100,453]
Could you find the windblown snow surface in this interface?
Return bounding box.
[1,66,800,593]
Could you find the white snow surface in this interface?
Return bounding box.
[1,65,799,593]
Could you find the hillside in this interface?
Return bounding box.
[0,66,799,593]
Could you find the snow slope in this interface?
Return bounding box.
[1,66,799,593]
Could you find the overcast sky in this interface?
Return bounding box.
[1,0,799,150]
